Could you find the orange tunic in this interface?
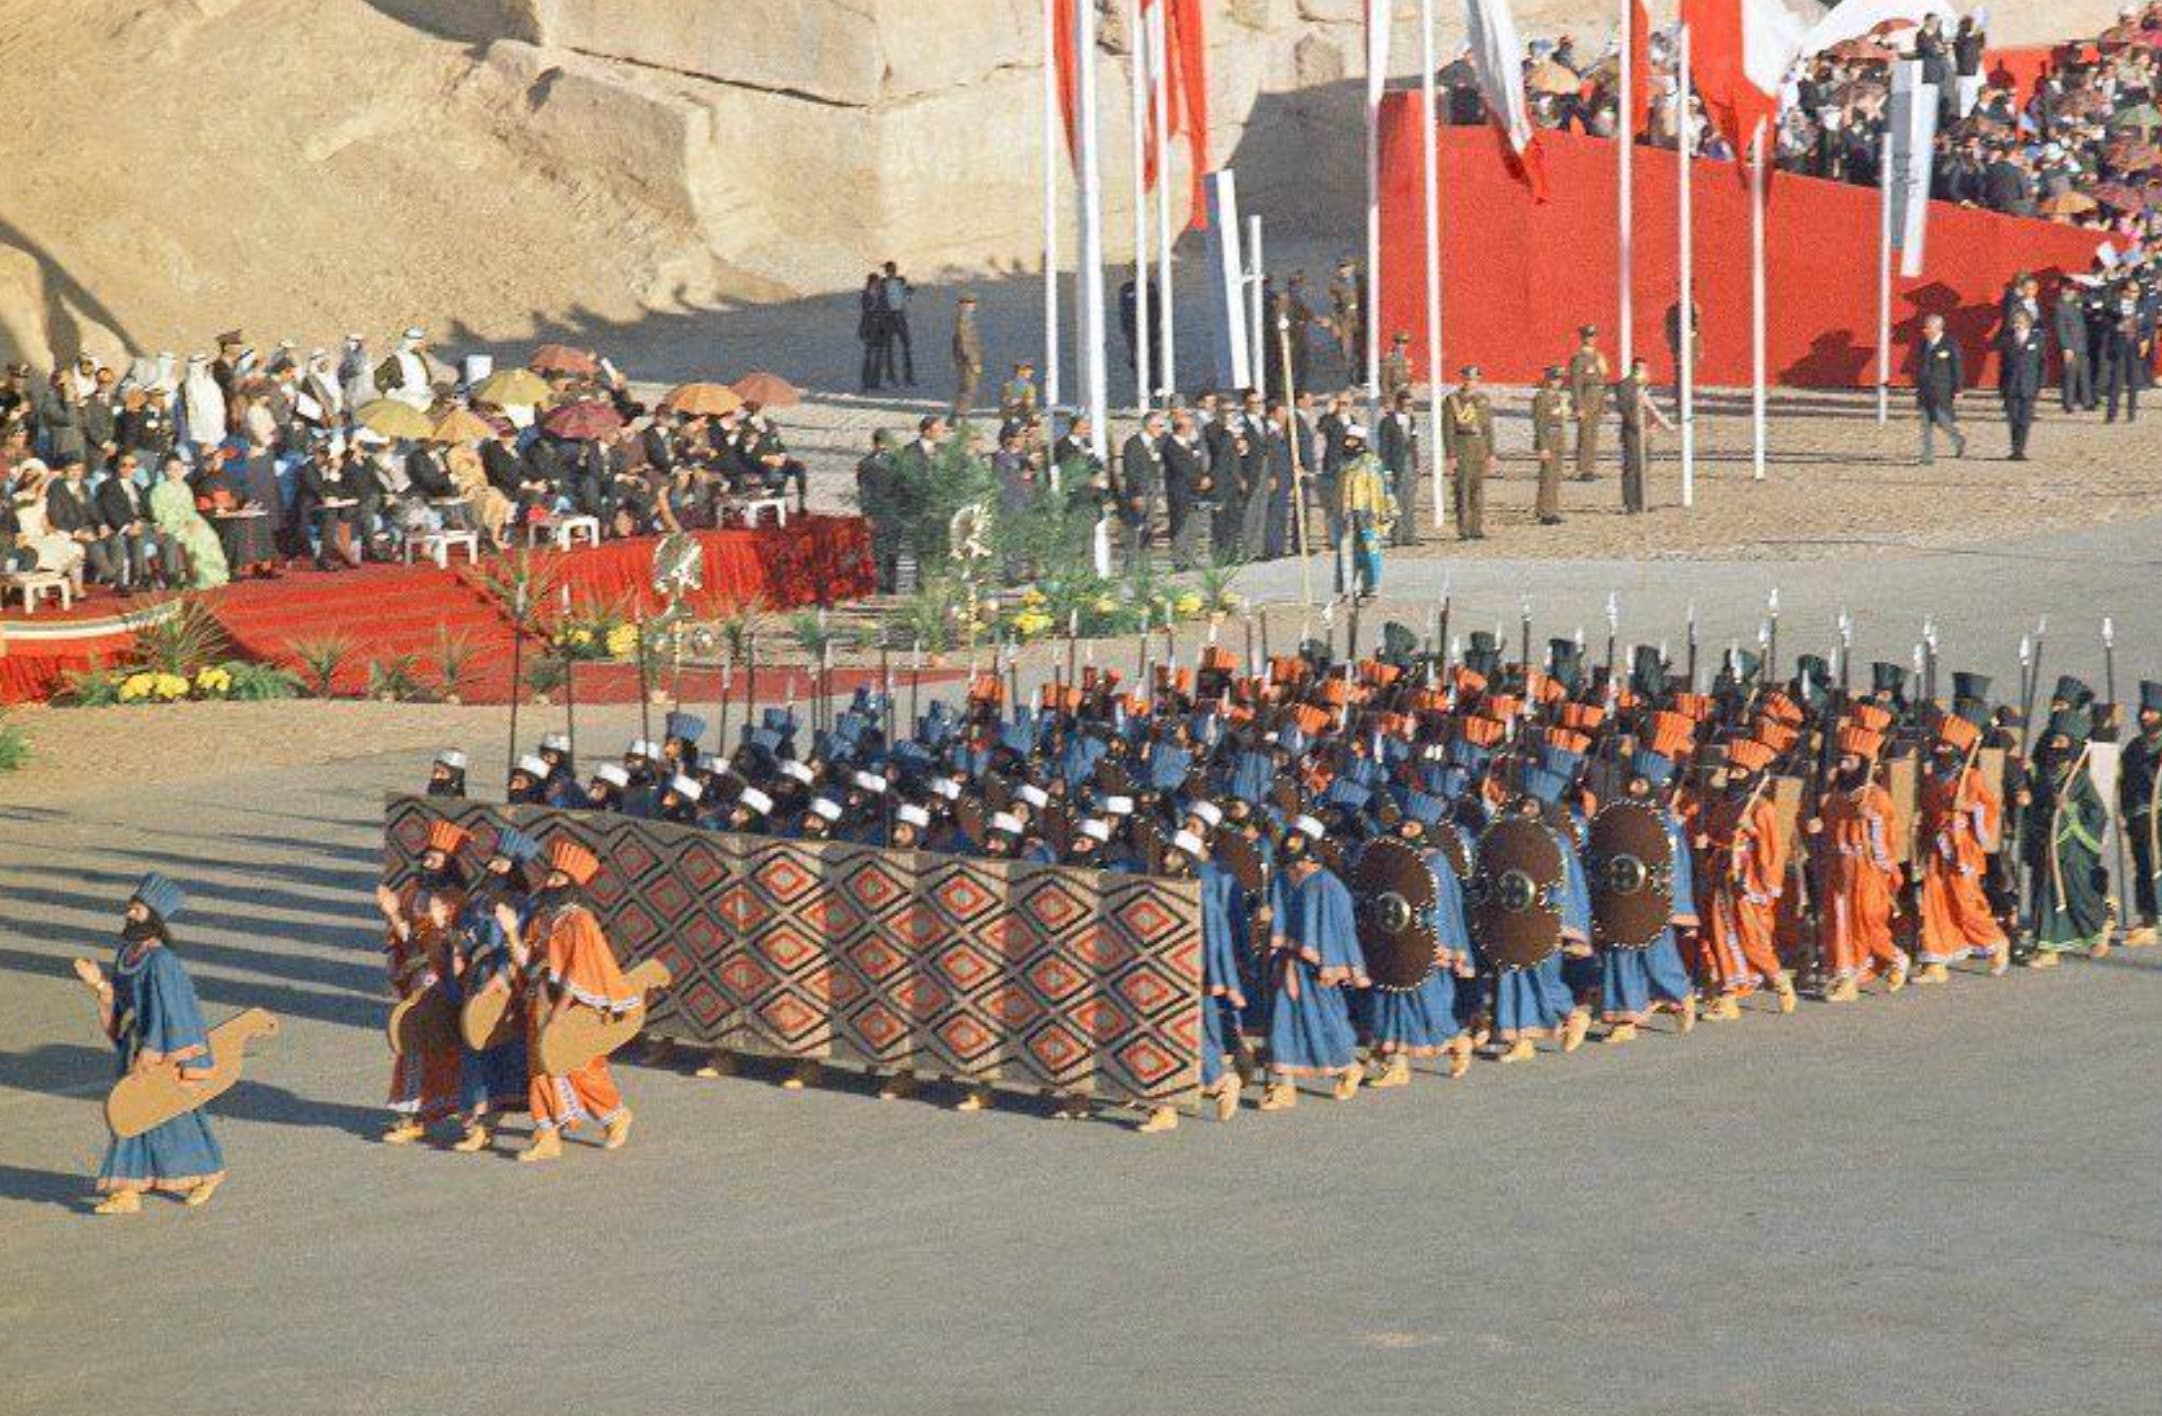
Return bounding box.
[387,881,464,1121]
[1917,764,2009,963]
[525,902,636,1132]
[1697,787,1788,996]
[1818,782,1907,983]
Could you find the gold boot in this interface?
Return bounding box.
[2025,949,2061,969]
[955,1084,994,1112]
[2125,924,2157,948]
[1825,977,1860,1003]
[516,1128,564,1163]
[1917,962,1950,985]
[603,1109,635,1151]
[183,1174,224,1208]
[1605,1022,1638,1045]
[1677,995,1698,1034]
[92,1189,142,1216]
[1212,1074,1243,1121]
[1447,1040,1473,1079]
[877,1069,918,1101]
[2089,938,2112,960]
[381,1117,424,1145]
[1257,1081,1297,1111]
[1561,1009,1591,1053]
[693,1048,736,1079]
[1497,1038,1536,1063]
[1774,977,1799,1014]
[782,1060,822,1091]
[1137,1106,1179,1134]
[1885,966,1908,994]
[1331,1067,1363,1100]
[1369,1055,1412,1090]
[1988,944,2011,977]
[451,1123,492,1153]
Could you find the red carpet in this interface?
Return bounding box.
[538,516,876,616]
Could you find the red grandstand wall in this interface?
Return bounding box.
[1376,104,2109,389]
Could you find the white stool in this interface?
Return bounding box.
[528,515,602,550]
[3,571,72,614]
[740,497,789,528]
[405,529,481,569]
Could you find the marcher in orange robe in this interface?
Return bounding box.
[375,820,469,1142]
[1693,738,1797,1018]
[1809,725,1910,1001]
[1916,714,2011,980]
[514,838,640,1162]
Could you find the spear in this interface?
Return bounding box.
[561,584,577,765]
[717,651,733,760]
[1438,593,1453,672]
[1837,609,1853,696]
[2107,616,2129,938]
[2021,615,2048,728]
[1604,589,1620,690]
[1518,595,1532,684]
[506,579,527,788]
[633,608,652,746]
[1067,607,1080,689]
[910,636,923,733]
[745,629,758,744]
[1685,600,1699,692]
[1765,586,1781,684]
[1922,615,1939,706]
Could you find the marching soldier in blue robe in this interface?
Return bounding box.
[1599,750,1701,1042]
[445,828,540,1152]
[1259,815,1369,1110]
[1367,791,1476,1087]
[1489,770,1591,1062]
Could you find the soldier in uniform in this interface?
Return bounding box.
[1440,365,1493,541]
[999,361,1039,422]
[2115,681,2162,949]
[1613,357,1672,515]
[1566,323,1610,481]
[1530,364,1572,526]
[951,293,983,417]
[1379,331,1413,406]
[1328,257,1365,387]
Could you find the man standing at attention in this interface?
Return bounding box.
[1613,357,1672,515]
[1914,311,1967,463]
[1566,324,1610,482]
[1999,309,2046,461]
[1530,365,1571,526]
[1441,366,1492,542]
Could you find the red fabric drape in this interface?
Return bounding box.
[1056,0,1211,231]
[545,517,876,618]
[1680,0,1775,173]
[1053,0,1080,162]
[1629,0,1652,138]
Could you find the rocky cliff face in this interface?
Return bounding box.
[0,0,2119,367]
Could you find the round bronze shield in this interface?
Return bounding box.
[1469,816,1565,970]
[1094,759,1135,797]
[1040,801,1075,857]
[1587,798,1674,949]
[1428,819,1472,882]
[1350,838,1440,990]
[1214,831,1267,895]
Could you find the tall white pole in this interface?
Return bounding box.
[1365,0,1388,400]
[1877,124,1893,425]
[1750,128,1767,481]
[1042,0,1062,413]
[1420,0,1445,531]
[1678,22,1695,510]
[1618,0,1634,365]
[1128,0,1152,412]
[1247,215,1266,385]
[1076,0,1110,456]
[1150,0,1175,403]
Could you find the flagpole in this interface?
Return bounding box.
[1128,0,1152,413]
[1618,0,1634,367]
[1678,21,1695,510]
[1042,0,1062,413]
[1149,0,1175,404]
[1877,123,1893,426]
[1076,0,1111,457]
[1750,126,1767,481]
[1247,214,1267,386]
[1365,0,1388,401]
[1420,0,1446,531]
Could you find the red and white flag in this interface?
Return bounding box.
[1051,0,1213,229]
[1461,0,1548,199]
[1680,0,1806,158]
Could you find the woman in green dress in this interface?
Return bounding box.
[147,454,230,589]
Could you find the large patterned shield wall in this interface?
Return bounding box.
[382,796,1202,1108]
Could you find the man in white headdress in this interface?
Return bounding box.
[178,355,228,453]
[299,349,345,433]
[338,334,376,408]
[375,326,434,411]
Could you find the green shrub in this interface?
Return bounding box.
[0,713,28,772]
[366,653,424,701]
[288,635,356,698]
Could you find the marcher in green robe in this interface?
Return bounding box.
[2022,708,2114,963]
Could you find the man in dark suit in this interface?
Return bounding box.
[47,456,121,585]
[2099,291,2147,424]
[1161,410,1212,569]
[1912,313,1967,463]
[1376,387,1420,546]
[1998,311,2046,461]
[2055,285,2094,412]
[1116,411,1165,570]
[95,451,180,590]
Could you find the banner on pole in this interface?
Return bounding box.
[1203,170,1251,390]
[1888,60,1938,278]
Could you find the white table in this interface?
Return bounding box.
[529,515,602,550]
[738,497,790,528]
[2,570,73,614]
[405,529,481,569]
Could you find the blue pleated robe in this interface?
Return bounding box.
[1491,826,1592,1040]
[1600,813,1701,1022]
[97,941,227,1194]
[1197,860,1250,1087]
[447,895,532,1114]
[1265,865,1367,1076]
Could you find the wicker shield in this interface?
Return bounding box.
[1469,816,1565,970]
[1587,798,1674,949]
[1350,837,1440,990]
[106,1009,279,1140]
[534,958,672,1075]
[387,982,458,1057]
[1040,800,1075,857]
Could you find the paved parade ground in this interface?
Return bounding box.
[6,505,2162,1416]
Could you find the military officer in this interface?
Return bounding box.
[1613,357,1672,515]
[1530,364,1572,526]
[1441,365,1493,541]
[1379,331,1413,406]
[1566,324,1610,482]
[1328,257,1365,387]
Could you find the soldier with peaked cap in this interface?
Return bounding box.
[72,874,229,1213]
[2019,707,2114,965]
[1567,323,1610,482]
[375,820,471,1143]
[509,838,639,1160]
[1530,364,1571,525]
[1806,719,1909,1001]
[1693,737,1798,1018]
[2114,680,2162,949]
[1916,710,2011,981]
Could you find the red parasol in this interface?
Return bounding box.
[730,371,802,408]
[529,343,600,377]
[540,399,625,440]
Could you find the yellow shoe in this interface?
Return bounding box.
[877,1069,918,1101]
[1677,995,1698,1035]
[92,1189,141,1216]
[1369,1056,1412,1089]
[603,1109,635,1151]
[1497,1039,1536,1064]
[2125,925,2157,948]
[1713,996,1743,1021]
[782,1060,821,1091]
[381,1118,424,1145]
[1257,1081,1297,1111]
[516,1128,563,1163]
[1561,1010,1591,1054]
[1988,945,2011,977]
[1774,978,1798,1014]
[182,1174,223,1208]
[1446,1042,1473,1079]
[1885,967,1908,994]
[1331,1067,1363,1100]
[1917,963,1950,985]
[693,1049,737,1079]
[1233,1048,1258,1087]
[451,1124,492,1153]
[1604,1022,1638,1045]
[1137,1106,1179,1134]
[2025,949,2061,969]
[2089,939,2112,960]
[1825,978,1859,1003]
[955,1085,994,1112]
[1212,1075,1242,1122]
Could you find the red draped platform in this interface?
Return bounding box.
[1378,111,2108,390]
[539,515,876,615]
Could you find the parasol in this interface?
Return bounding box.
[2041,191,2099,217]
[431,407,498,443]
[353,398,434,441]
[540,400,625,441]
[471,367,553,407]
[529,343,601,377]
[661,381,744,417]
[1525,59,1581,97]
[730,371,802,408]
